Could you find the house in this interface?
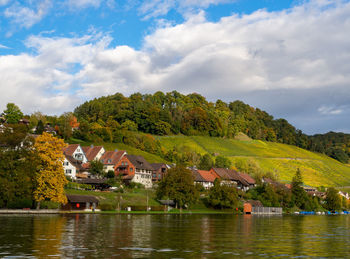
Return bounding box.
[210,168,251,190]
[82,145,105,161]
[100,150,126,173]
[192,169,218,189]
[114,155,154,188]
[150,163,169,181]
[63,155,84,180]
[239,173,256,189]
[62,194,99,211]
[63,144,88,163]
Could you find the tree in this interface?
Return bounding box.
[199,154,213,170]
[208,179,238,209]
[3,103,23,124]
[156,166,198,210]
[215,155,232,169]
[0,125,37,208]
[33,133,68,208]
[89,160,105,178]
[36,120,44,134]
[325,187,341,211]
[291,168,308,209]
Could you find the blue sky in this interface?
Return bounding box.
[0,0,350,134]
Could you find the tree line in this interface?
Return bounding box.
[73,91,349,163]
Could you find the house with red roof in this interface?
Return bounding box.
[209,168,255,191]
[63,144,88,163]
[192,169,218,189]
[114,155,154,188]
[100,150,126,173]
[82,145,105,161]
[63,144,88,179]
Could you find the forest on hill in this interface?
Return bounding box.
[73,91,350,164]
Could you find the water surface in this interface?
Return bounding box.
[0,214,349,258]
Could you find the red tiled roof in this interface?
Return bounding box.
[82,146,104,161]
[197,170,217,183]
[192,169,206,182]
[100,150,126,165]
[212,168,249,186]
[63,144,79,156]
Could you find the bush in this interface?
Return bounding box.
[7,198,33,209]
[100,203,115,211]
[126,182,145,189]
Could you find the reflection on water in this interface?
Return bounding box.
[0,214,350,258]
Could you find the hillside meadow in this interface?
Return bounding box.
[156,136,350,187]
[70,135,350,187]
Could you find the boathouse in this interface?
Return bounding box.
[62,194,99,211]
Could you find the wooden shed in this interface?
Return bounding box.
[62,195,99,211]
[244,203,252,214]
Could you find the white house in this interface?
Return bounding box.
[82,145,105,161]
[63,144,88,163]
[63,156,83,180]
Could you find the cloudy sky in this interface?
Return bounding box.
[0,0,349,134]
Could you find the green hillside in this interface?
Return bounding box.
[156,135,350,187]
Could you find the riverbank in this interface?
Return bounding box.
[0,209,236,215]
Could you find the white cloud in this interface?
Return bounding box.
[139,0,234,19]
[0,44,10,49]
[0,0,350,133]
[65,0,102,9]
[0,0,10,6]
[318,106,344,115]
[4,0,52,29]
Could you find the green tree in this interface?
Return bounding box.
[3,103,23,124]
[214,155,232,168]
[89,160,105,178]
[291,168,308,209]
[36,120,44,134]
[208,179,238,209]
[199,154,213,170]
[156,166,198,210]
[0,125,37,208]
[325,187,341,211]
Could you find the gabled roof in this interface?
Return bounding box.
[100,150,126,165]
[82,145,104,161]
[151,163,167,171]
[63,144,80,156]
[212,168,249,186]
[126,155,154,170]
[239,173,256,185]
[65,155,83,170]
[197,170,217,183]
[191,169,206,182]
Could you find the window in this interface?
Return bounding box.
[77,149,80,152]
[125,162,128,166]
[65,169,72,174]
[108,159,112,163]
[63,161,69,166]
[122,162,124,166]
[130,168,133,172]
[153,173,156,178]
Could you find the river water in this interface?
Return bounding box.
[0,214,349,258]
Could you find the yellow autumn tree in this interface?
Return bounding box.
[34,132,68,208]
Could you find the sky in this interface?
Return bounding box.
[0,0,349,135]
